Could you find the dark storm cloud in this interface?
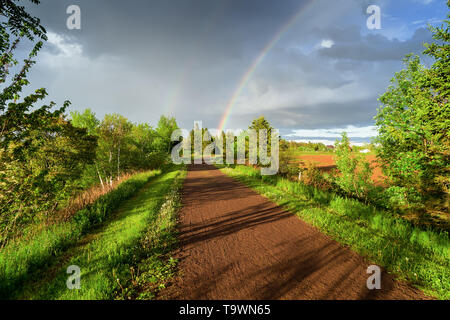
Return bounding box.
[30,0,302,60]
[317,27,432,61]
[21,0,444,137]
[224,97,379,130]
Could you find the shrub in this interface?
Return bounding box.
[334,133,375,201]
[379,186,425,211]
[279,148,300,178]
[300,162,333,191]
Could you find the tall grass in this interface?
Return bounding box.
[21,167,184,300]
[54,171,142,223]
[115,168,186,299]
[220,165,450,299]
[0,170,159,299]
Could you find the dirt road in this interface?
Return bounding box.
[163,164,429,300]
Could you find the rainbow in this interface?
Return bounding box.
[217,0,316,132]
[164,73,186,117]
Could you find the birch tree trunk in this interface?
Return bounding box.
[95,162,104,189]
[117,141,120,180]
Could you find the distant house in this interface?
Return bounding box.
[360,149,370,153]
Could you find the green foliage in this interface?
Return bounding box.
[0,2,97,242]
[70,111,178,190]
[0,0,53,150]
[300,162,334,192]
[0,118,97,236]
[153,115,179,154]
[334,133,374,200]
[423,4,450,109]
[378,186,424,211]
[248,116,274,165]
[129,123,161,170]
[375,10,450,195]
[249,116,273,135]
[1,107,181,245]
[97,113,133,181]
[17,168,183,300]
[279,146,300,178]
[297,141,331,152]
[189,126,218,157]
[70,109,99,135]
[0,170,158,299]
[249,116,273,147]
[115,168,186,300]
[0,0,46,47]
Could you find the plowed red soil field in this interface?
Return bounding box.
[161,164,429,300]
[296,154,384,184]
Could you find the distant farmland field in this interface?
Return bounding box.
[293,153,384,184]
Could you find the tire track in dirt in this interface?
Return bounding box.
[162,164,430,300]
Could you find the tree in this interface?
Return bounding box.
[0,0,97,242]
[249,116,273,136]
[0,0,46,47]
[98,114,132,185]
[249,116,273,165]
[129,123,158,169]
[374,7,449,195]
[423,1,450,108]
[421,3,450,193]
[70,108,100,135]
[153,115,179,153]
[0,115,97,241]
[334,133,373,200]
[70,109,103,187]
[0,0,63,155]
[279,140,300,178]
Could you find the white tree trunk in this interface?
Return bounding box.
[95,163,104,189]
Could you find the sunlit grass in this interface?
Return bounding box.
[0,170,159,299]
[21,167,184,300]
[115,168,186,299]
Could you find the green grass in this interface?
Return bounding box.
[16,166,185,300]
[219,164,450,300]
[0,170,159,299]
[115,168,186,299]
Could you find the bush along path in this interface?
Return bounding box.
[219,165,449,300]
[0,170,161,299]
[14,165,185,300]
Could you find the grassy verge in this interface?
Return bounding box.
[115,168,186,299]
[19,166,185,300]
[0,170,159,299]
[219,165,449,300]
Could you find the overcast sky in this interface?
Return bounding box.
[23,0,447,144]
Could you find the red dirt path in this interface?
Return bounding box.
[162,164,430,300]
